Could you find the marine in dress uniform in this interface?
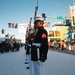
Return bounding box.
[31,16,48,75]
[25,34,29,64]
[26,27,35,75]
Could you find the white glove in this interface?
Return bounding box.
[37,60,43,65]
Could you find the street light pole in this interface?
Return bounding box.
[51,2,68,19]
[51,2,75,40]
[51,2,68,9]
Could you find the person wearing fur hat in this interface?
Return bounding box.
[31,16,48,75]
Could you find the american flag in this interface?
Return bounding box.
[8,23,18,28]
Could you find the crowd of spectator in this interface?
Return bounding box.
[48,40,75,51]
[0,39,21,53]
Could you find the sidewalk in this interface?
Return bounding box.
[49,48,75,55]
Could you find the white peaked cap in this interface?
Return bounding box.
[34,16,44,22]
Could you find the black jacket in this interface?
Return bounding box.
[31,28,48,62]
[26,33,35,55]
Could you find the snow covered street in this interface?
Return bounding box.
[0,46,75,75]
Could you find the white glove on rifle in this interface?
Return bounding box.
[37,60,43,65]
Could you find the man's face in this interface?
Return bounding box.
[36,20,43,28]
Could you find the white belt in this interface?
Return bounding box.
[33,43,41,47]
[33,43,41,60]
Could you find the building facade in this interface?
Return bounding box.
[47,23,68,42]
[67,5,75,21]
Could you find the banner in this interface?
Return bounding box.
[18,24,28,34]
[18,23,34,33]
[43,22,50,28]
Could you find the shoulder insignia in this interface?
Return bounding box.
[42,33,47,39]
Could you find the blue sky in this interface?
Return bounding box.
[0,0,73,40]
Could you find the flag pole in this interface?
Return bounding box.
[34,0,38,18]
